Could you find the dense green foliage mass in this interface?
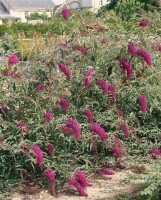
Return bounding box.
[0,5,161,200]
[98,0,160,20]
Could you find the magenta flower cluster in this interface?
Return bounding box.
[119,60,133,80]
[139,20,148,27]
[47,143,54,155]
[72,45,89,56]
[84,68,95,88]
[89,122,107,143]
[65,118,81,140]
[136,49,152,66]
[68,171,92,196]
[84,109,93,123]
[59,98,69,112]
[138,95,147,113]
[0,103,8,116]
[37,83,45,91]
[150,148,161,159]
[96,79,108,94]
[45,169,55,183]
[8,55,19,66]
[62,8,71,20]
[57,62,71,78]
[127,42,152,67]
[120,122,130,138]
[98,169,114,176]
[112,146,121,157]
[45,112,53,122]
[60,125,75,137]
[128,42,137,57]
[16,122,29,133]
[32,145,44,169]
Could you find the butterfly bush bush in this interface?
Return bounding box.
[0,7,161,198]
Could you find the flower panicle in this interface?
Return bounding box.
[60,98,69,112]
[57,62,71,78]
[65,118,81,140]
[84,68,95,88]
[89,122,107,143]
[96,79,108,94]
[32,145,44,169]
[138,95,147,113]
[47,144,54,155]
[75,171,92,188]
[45,112,53,122]
[119,60,133,80]
[62,8,71,20]
[128,42,137,57]
[120,122,130,138]
[68,178,88,197]
[136,49,152,67]
[16,122,29,133]
[45,169,55,183]
[84,109,93,123]
[112,146,121,157]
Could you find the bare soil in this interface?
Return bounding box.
[11,170,138,200]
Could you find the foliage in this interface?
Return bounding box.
[0,7,161,199]
[123,162,161,200]
[26,12,50,21]
[97,0,161,20]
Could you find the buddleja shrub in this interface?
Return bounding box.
[0,7,161,198]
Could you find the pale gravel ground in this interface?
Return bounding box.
[11,170,136,200]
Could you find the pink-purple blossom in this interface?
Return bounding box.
[16,122,29,133]
[119,60,133,80]
[139,20,148,27]
[96,79,108,94]
[59,98,69,112]
[45,169,55,183]
[72,45,89,56]
[37,83,45,91]
[47,143,54,155]
[75,171,92,188]
[138,95,147,113]
[128,42,137,57]
[68,178,88,196]
[136,49,152,66]
[45,112,53,122]
[32,145,44,169]
[89,123,107,143]
[65,118,81,140]
[62,8,71,20]
[154,44,161,52]
[98,169,114,176]
[8,55,19,66]
[84,68,95,88]
[57,63,71,78]
[112,146,121,157]
[0,103,8,116]
[150,148,161,159]
[84,109,93,123]
[120,122,130,138]
[60,125,75,137]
